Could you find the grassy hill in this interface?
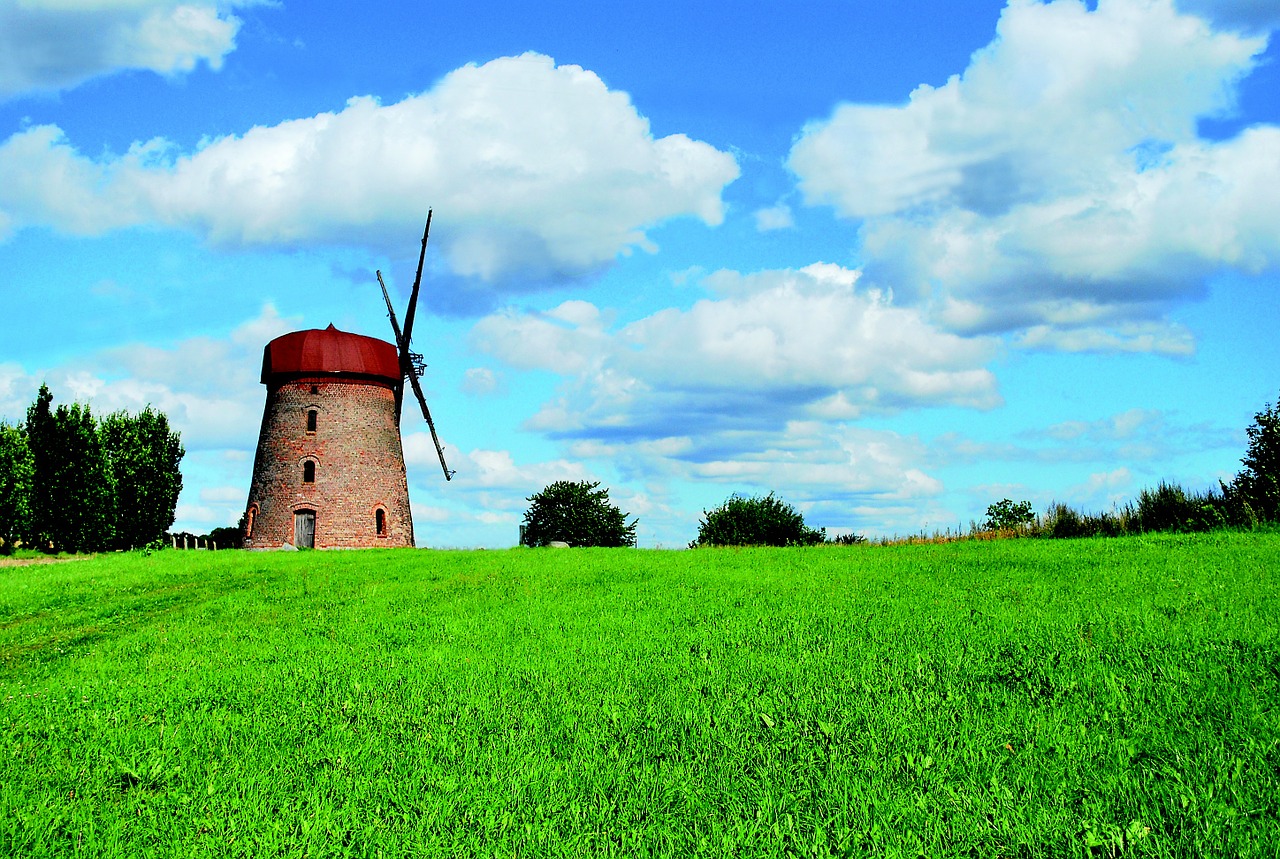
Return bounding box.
[2,534,1277,857]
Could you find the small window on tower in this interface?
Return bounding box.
[376,508,387,536]
[307,410,317,433]
[303,460,315,484]
[310,385,319,394]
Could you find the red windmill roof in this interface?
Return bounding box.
[261,324,401,385]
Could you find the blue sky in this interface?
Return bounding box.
[1,0,1277,547]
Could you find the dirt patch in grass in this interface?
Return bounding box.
[0,556,94,568]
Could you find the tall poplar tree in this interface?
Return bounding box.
[0,422,33,551]
[24,384,115,552]
[23,384,56,550]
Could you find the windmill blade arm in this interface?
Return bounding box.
[377,269,410,423]
[405,370,454,481]
[401,209,432,347]
[377,270,408,347]
[378,214,451,482]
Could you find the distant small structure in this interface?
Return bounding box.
[242,325,414,549]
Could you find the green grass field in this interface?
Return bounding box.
[1,533,1277,857]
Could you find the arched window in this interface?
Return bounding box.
[303,460,315,484]
[245,505,257,539]
[306,410,317,433]
[376,508,387,536]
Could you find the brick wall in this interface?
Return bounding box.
[242,375,415,549]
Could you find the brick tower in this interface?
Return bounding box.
[242,324,414,549]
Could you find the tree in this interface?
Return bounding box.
[0,422,34,551]
[692,493,825,547]
[521,480,636,547]
[982,498,1035,532]
[205,524,243,550]
[1230,393,1280,523]
[100,407,184,549]
[24,384,115,553]
[23,384,55,550]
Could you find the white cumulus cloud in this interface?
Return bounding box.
[0,53,740,287]
[788,0,1280,348]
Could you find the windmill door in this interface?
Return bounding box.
[294,509,316,548]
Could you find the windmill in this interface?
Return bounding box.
[376,210,455,481]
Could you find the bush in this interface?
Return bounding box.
[1039,483,1230,540]
[1040,503,1126,539]
[1218,482,1260,530]
[1042,503,1086,539]
[982,498,1035,532]
[1133,481,1224,533]
[520,480,636,548]
[692,493,825,548]
[1134,483,1182,533]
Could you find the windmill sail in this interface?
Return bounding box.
[400,209,431,372]
[377,210,454,481]
[376,271,406,420]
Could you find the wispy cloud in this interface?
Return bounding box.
[0,1,248,99]
[0,303,296,451]
[474,263,1000,444]
[931,407,1240,468]
[1176,0,1280,32]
